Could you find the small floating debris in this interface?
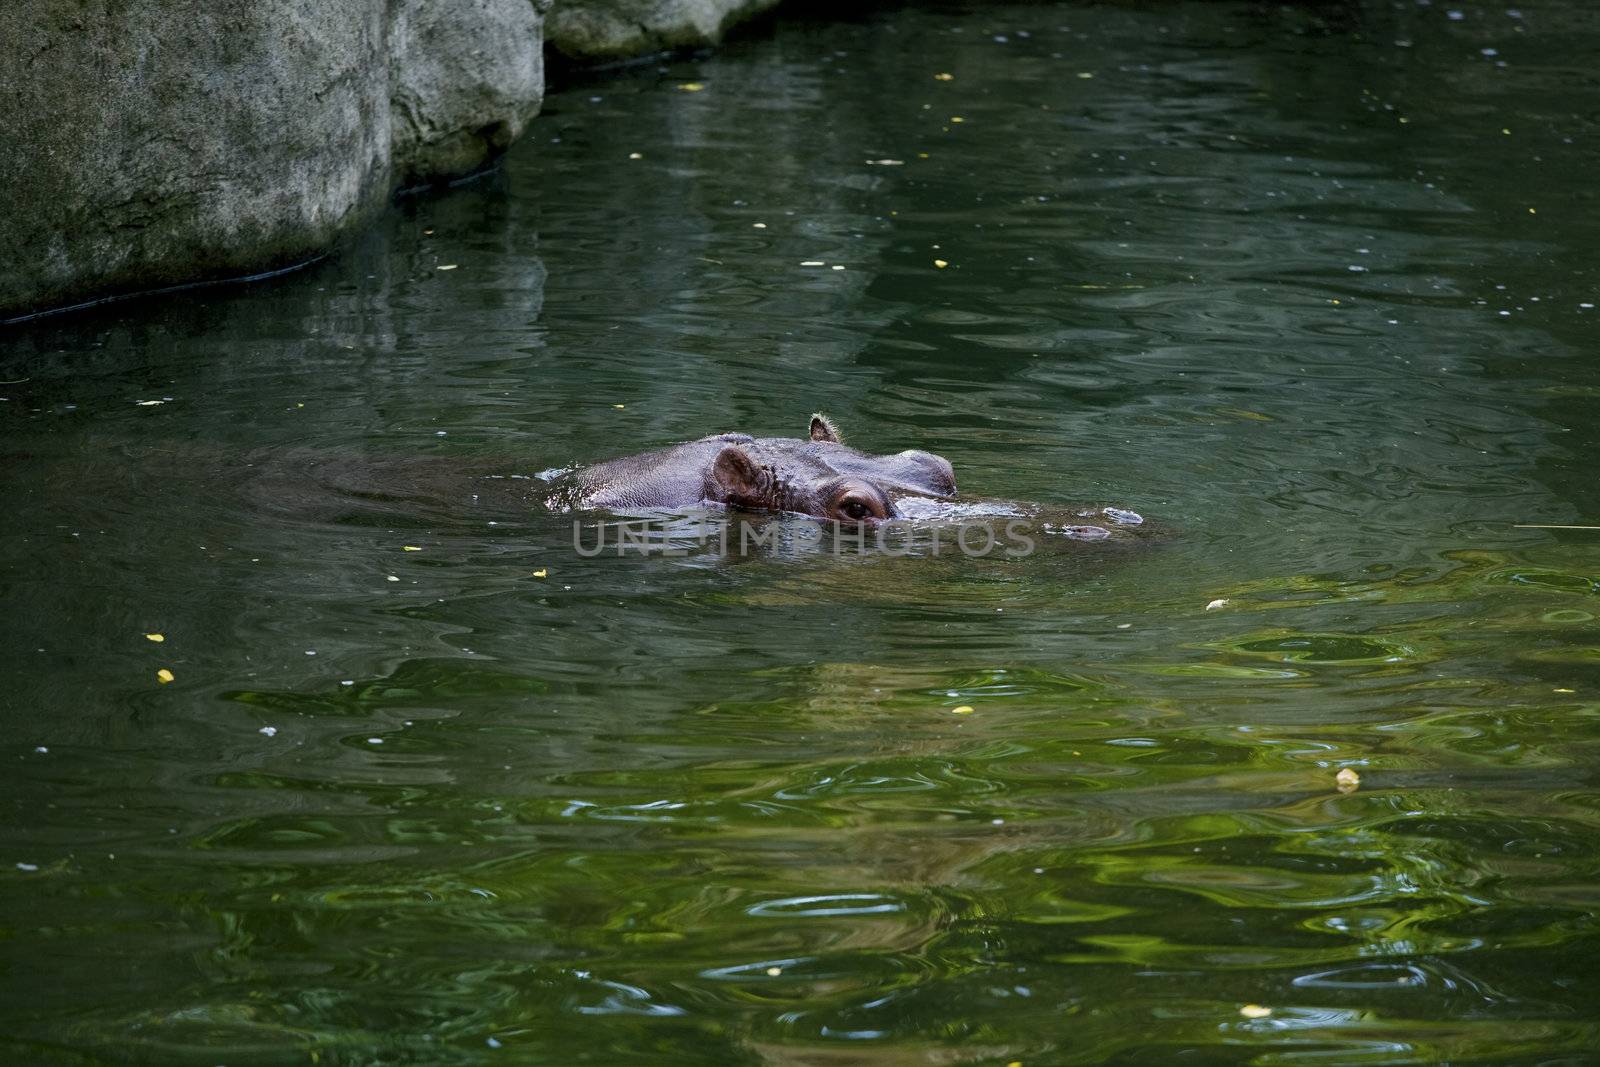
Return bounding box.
[865,159,904,166]
[1103,507,1143,525]
[16,863,39,873]
[403,545,422,552]
[259,726,278,738]
[934,259,949,268]
[628,152,643,160]
[934,72,954,81]
[436,264,458,271]
[1239,1004,1272,1019]
[145,633,164,643]
[801,260,826,267]
[752,222,767,228]
[765,966,783,976]
[1205,598,1230,612]
[156,668,174,684]
[677,82,705,92]
[135,400,164,407]
[386,575,399,582]
[1336,768,1361,793]
[950,116,965,123]
[951,705,975,715]
[533,569,548,578]
[831,265,845,271]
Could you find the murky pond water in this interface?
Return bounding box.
[6,1,1600,1062]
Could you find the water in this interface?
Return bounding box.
[5,1,1600,1061]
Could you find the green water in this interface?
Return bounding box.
[5,1,1600,1062]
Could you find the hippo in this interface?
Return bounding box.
[551,414,955,523]
[546,415,1148,549]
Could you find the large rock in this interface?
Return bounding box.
[389,0,545,188]
[546,0,783,61]
[0,0,544,321]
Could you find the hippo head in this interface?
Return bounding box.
[706,415,956,523]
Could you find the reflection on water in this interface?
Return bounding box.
[5,0,1600,1062]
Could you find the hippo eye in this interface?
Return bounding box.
[835,493,886,522]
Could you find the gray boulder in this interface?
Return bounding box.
[0,0,544,320]
[546,0,783,60]
[390,0,545,188]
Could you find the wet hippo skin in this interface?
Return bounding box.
[562,415,956,523]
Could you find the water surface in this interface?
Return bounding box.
[5,1,1600,1062]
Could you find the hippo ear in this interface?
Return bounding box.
[809,413,842,444]
[711,444,763,504]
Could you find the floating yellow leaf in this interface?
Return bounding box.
[533,569,548,578]
[1239,1004,1272,1019]
[1077,72,1095,79]
[437,264,458,271]
[613,403,626,409]
[677,82,705,92]
[145,633,165,643]
[934,259,949,269]
[934,72,954,81]
[951,705,974,714]
[950,116,965,123]
[628,152,643,160]
[403,546,422,552]
[156,669,175,684]
[1335,767,1361,793]
[765,966,782,976]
